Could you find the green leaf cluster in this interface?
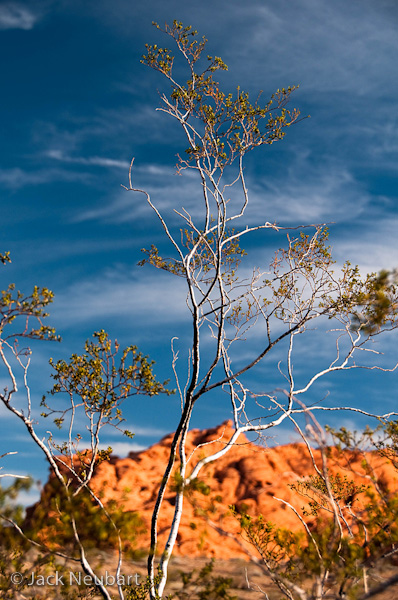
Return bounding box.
[142,21,302,169]
[0,281,59,342]
[41,330,173,432]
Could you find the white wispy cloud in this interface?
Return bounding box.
[249,157,369,226]
[243,0,398,96]
[52,267,188,328]
[73,192,134,223]
[15,237,139,269]
[71,144,370,231]
[34,103,172,166]
[0,167,91,189]
[73,163,197,224]
[46,149,131,170]
[0,3,39,30]
[99,441,146,456]
[335,216,398,274]
[124,425,168,436]
[264,426,302,447]
[14,488,41,508]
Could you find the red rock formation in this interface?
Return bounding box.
[26,421,398,559]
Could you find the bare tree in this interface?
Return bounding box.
[1,22,398,600]
[123,21,398,598]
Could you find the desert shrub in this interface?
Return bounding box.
[25,478,146,560]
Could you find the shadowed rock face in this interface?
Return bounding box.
[26,421,398,558]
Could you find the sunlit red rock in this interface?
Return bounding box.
[26,420,398,559]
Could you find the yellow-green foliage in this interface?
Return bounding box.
[235,421,398,599]
[141,21,301,169]
[26,479,145,559]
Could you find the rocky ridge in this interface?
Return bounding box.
[27,420,398,559]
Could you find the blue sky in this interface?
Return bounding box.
[1,0,398,498]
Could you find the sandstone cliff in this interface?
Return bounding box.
[26,421,398,559]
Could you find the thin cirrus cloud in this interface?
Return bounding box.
[51,268,188,328]
[0,166,92,189]
[99,441,146,456]
[47,149,177,179]
[73,190,145,223]
[251,164,369,226]
[0,3,39,30]
[74,157,369,229]
[46,149,131,170]
[73,164,199,224]
[336,216,398,274]
[246,0,398,95]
